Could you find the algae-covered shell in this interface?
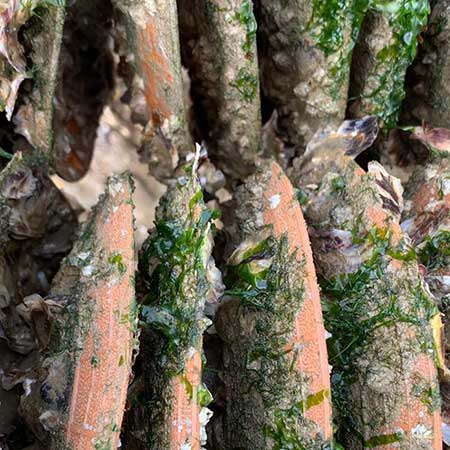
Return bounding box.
[293,120,442,449]
[257,0,356,156]
[178,0,262,184]
[123,168,218,450]
[215,161,332,449]
[21,173,136,450]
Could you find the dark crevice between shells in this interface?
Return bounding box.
[52,0,115,182]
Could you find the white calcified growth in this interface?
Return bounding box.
[81,265,96,277]
[441,178,450,196]
[269,194,281,209]
[109,177,125,196]
[442,422,450,445]
[78,252,91,261]
[200,407,213,449]
[411,423,432,438]
[22,378,34,396]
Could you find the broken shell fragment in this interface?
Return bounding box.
[402,126,450,246]
[178,0,262,184]
[290,115,379,192]
[123,168,218,450]
[294,118,442,448]
[21,173,136,450]
[215,160,332,449]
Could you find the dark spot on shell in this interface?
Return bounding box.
[40,382,53,404]
[380,195,401,216]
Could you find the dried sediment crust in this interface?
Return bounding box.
[215,161,331,449]
[256,0,354,157]
[21,174,136,450]
[405,0,450,128]
[113,0,193,182]
[178,0,262,183]
[123,169,216,450]
[293,120,442,449]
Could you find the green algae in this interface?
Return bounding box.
[94,439,111,450]
[418,230,450,271]
[309,0,368,100]
[309,0,429,127]
[230,67,259,103]
[323,227,438,368]
[331,175,346,192]
[411,374,441,413]
[140,186,216,374]
[235,0,257,56]
[223,235,329,449]
[0,148,13,160]
[91,355,100,368]
[197,383,213,407]
[299,389,332,414]
[127,172,217,449]
[108,254,127,275]
[364,0,430,128]
[364,432,402,447]
[296,188,309,206]
[263,390,332,450]
[320,226,439,445]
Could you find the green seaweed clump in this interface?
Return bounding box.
[235,0,258,57]
[366,0,430,128]
[310,0,429,127]
[139,182,217,374]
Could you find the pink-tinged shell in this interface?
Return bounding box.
[263,161,332,440]
[66,177,135,450]
[168,347,202,450]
